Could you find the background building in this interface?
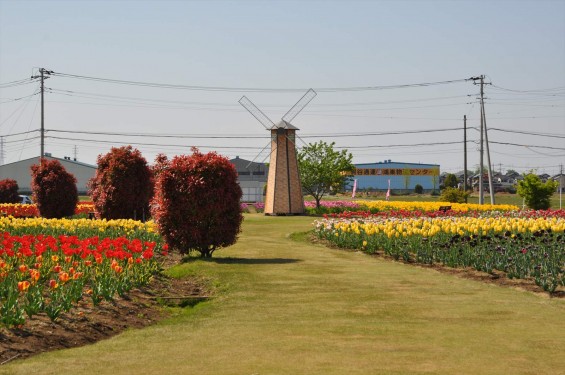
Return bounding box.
[0,154,96,195]
[229,156,268,202]
[348,160,440,193]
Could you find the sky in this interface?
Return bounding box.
[0,0,564,176]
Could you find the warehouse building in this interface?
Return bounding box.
[347,160,440,193]
[0,154,97,195]
[229,156,268,202]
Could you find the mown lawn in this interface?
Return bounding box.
[2,214,564,374]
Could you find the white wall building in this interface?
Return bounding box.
[0,155,96,195]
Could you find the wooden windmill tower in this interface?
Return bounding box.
[239,89,317,215]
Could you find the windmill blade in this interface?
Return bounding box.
[245,141,271,169]
[239,96,275,130]
[282,89,317,123]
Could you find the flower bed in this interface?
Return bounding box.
[354,200,519,213]
[0,202,96,218]
[0,217,167,327]
[315,214,565,293]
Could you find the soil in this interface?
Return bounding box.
[0,272,209,365]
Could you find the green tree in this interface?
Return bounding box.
[440,187,470,203]
[298,141,354,208]
[402,169,411,192]
[443,173,458,189]
[517,173,557,210]
[431,168,440,194]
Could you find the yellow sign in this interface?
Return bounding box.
[349,168,438,176]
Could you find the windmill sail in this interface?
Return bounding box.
[282,88,317,123]
[239,96,275,129]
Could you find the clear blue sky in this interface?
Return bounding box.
[1,0,564,175]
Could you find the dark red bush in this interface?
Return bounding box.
[0,179,20,203]
[151,148,243,257]
[89,146,153,220]
[30,159,78,218]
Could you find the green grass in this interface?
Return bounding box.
[2,214,564,374]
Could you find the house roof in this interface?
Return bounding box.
[271,120,299,130]
[0,155,96,169]
[229,156,267,171]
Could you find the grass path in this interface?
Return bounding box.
[2,214,564,374]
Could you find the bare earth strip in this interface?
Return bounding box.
[1,214,564,375]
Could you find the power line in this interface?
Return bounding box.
[0,129,40,138]
[0,92,40,104]
[488,127,565,139]
[46,88,472,107]
[489,141,565,151]
[50,71,472,92]
[490,84,565,93]
[0,77,40,89]
[45,135,268,149]
[44,127,467,139]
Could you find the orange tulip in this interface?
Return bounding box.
[58,272,70,283]
[49,279,58,289]
[30,269,40,282]
[18,281,30,292]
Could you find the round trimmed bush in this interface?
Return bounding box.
[0,179,20,203]
[151,149,243,257]
[30,159,78,218]
[89,146,153,220]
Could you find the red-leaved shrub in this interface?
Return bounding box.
[89,146,153,220]
[151,149,243,257]
[30,159,78,218]
[0,179,20,203]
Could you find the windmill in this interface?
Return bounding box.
[239,89,317,215]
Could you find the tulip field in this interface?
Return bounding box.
[0,216,167,327]
[315,206,565,292]
[1,199,563,330]
[0,202,95,218]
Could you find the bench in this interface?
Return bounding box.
[438,206,452,212]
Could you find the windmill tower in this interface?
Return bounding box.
[239,89,317,215]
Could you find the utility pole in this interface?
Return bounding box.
[31,68,52,163]
[478,76,484,204]
[483,102,495,204]
[40,68,45,160]
[73,145,78,161]
[471,75,495,205]
[463,115,468,203]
